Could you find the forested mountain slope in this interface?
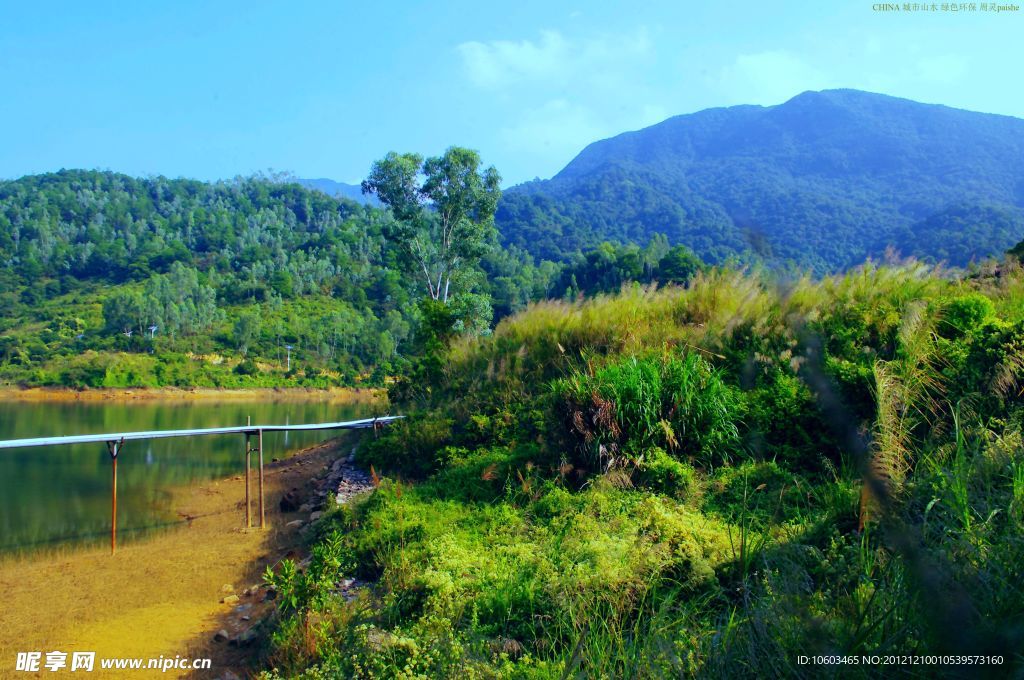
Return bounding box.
[497,89,1024,270]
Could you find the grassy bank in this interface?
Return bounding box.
[259,261,1024,678]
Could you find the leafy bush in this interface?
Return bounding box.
[358,414,454,478]
[57,351,110,388]
[234,357,259,375]
[264,529,355,614]
[743,371,837,468]
[704,461,812,526]
[635,447,698,499]
[941,293,996,338]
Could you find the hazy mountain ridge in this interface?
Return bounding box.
[297,177,380,206]
[498,89,1024,270]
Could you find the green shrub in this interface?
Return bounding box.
[742,371,839,469]
[942,318,1024,414]
[358,414,454,478]
[425,445,538,503]
[941,293,997,337]
[260,264,1024,678]
[635,447,698,499]
[704,461,811,526]
[234,357,259,375]
[57,351,110,388]
[824,355,876,420]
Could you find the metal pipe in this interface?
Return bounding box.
[258,428,265,528]
[111,454,117,554]
[0,416,404,450]
[106,439,123,555]
[244,433,252,529]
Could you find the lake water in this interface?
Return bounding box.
[0,396,381,553]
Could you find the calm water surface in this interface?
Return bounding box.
[0,397,380,553]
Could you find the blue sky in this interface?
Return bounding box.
[1,1,1021,186]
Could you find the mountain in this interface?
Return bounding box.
[297,178,380,206]
[496,89,1024,271]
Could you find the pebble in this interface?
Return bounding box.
[221,594,240,605]
[229,628,258,647]
[213,629,230,643]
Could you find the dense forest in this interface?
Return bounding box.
[0,169,554,387]
[0,169,710,389]
[497,89,1024,271]
[260,259,1024,678]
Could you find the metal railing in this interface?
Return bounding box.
[0,416,402,553]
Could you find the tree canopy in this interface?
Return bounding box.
[363,147,501,303]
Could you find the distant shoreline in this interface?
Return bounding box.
[0,385,387,403]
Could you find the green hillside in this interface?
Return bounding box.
[0,169,515,387]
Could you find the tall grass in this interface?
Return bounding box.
[262,261,1024,678]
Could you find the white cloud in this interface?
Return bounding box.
[456,28,652,92]
[716,50,834,105]
[457,30,570,89]
[456,27,671,179]
[456,28,665,179]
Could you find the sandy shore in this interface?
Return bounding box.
[0,386,386,404]
[0,436,363,679]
